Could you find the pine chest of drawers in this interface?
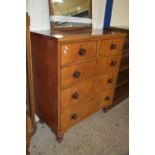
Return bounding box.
[31,30,126,142]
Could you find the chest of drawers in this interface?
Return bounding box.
[31,30,126,142]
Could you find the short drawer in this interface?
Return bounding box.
[61,41,97,65]
[99,39,124,57]
[61,61,96,87]
[60,89,115,131]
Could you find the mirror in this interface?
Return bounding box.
[49,0,92,31]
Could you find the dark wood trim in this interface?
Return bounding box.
[117,79,129,88]
[26,14,36,155]
[119,66,129,72]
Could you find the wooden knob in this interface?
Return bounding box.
[79,48,86,56]
[71,113,78,120]
[110,61,116,66]
[111,44,117,50]
[73,71,80,78]
[108,78,113,83]
[72,92,79,99]
[105,96,110,101]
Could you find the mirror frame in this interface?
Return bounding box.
[48,0,92,31]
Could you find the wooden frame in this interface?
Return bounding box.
[48,0,92,31]
[26,13,36,155]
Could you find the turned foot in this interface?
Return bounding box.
[56,137,63,143]
[56,134,64,143]
[26,144,30,155]
[103,107,109,113]
[26,150,30,155]
[39,120,44,124]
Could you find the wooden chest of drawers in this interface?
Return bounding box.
[31,30,126,142]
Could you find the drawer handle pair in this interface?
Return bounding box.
[79,48,86,56]
[73,71,80,78]
[71,113,78,120]
[111,44,117,50]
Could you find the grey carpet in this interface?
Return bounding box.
[30,98,129,155]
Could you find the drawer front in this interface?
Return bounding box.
[61,72,117,110]
[96,55,121,75]
[60,89,114,131]
[94,71,118,93]
[106,55,122,72]
[61,61,96,87]
[98,88,115,108]
[61,41,97,65]
[61,56,121,87]
[61,80,94,110]
[99,39,124,57]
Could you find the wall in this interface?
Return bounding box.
[26,0,50,30]
[92,0,106,29]
[26,0,129,30]
[111,0,129,27]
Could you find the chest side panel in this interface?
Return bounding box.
[31,33,59,134]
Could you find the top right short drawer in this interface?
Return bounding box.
[99,39,124,57]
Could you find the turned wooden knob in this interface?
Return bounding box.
[72,92,79,99]
[107,78,113,83]
[79,48,86,56]
[111,44,117,50]
[105,96,110,101]
[110,60,116,66]
[73,71,80,78]
[71,113,78,120]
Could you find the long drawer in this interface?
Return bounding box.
[60,88,115,131]
[61,71,118,110]
[61,55,121,87]
[61,40,98,65]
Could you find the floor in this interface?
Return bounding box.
[30,98,129,155]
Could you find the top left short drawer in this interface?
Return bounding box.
[61,41,98,65]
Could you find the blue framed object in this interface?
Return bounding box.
[103,0,113,29]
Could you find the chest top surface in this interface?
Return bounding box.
[31,29,126,42]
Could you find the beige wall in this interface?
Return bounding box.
[26,0,50,30]
[111,0,129,27]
